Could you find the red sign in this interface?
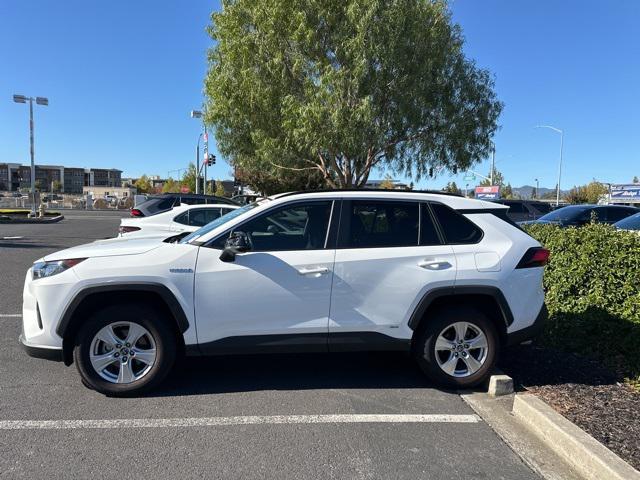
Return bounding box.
[475,185,500,199]
[180,186,190,193]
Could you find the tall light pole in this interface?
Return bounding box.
[13,94,48,215]
[535,125,564,206]
[190,110,207,194]
[534,178,539,199]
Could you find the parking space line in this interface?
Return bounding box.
[0,314,21,318]
[0,414,481,430]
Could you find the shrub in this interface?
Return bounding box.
[524,223,640,385]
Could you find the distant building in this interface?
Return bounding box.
[0,163,122,194]
[365,179,410,190]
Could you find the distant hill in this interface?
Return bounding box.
[512,185,570,199]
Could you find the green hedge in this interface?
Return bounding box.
[523,223,640,386]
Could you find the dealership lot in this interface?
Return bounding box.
[0,211,538,479]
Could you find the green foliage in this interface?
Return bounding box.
[134,175,152,194]
[565,180,608,204]
[524,223,640,385]
[180,163,198,193]
[235,166,324,195]
[161,178,181,193]
[378,175,396,190]
[51,180,62,193]
[215,180,226,197]
[34,179,43,192]
[442,181,461,195]
[205,0,502,188]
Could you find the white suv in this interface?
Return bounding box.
[20,190,548,396]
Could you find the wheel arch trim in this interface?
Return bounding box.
[56,282,190,340]
[407,286,514,331]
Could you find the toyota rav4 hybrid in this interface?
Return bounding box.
[21,191,548,396]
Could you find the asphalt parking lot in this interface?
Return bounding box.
[0,211,539,479]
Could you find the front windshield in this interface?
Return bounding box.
[179,203,259,244]
[538,206,590,222]
[615,212,640,231]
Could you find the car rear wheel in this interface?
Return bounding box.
[73,304,176,396]
[413,307,498,388]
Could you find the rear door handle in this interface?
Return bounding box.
[418,260,452,270]
[297,267,330,276]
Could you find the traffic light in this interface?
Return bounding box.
[428,167,434,178]
[207,154,216,167]
[452,165,458,174]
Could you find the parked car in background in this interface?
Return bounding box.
[119,203,239,239]
[614,212,640,231]
[491,199,554,222]
[231,194,264,205]
[130,193,238,217]
[42,194,63,202]
[520,204,640,227]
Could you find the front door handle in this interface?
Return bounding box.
[418,260,452,270]
[297,267,330,276]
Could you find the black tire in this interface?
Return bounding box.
[412,306,498,389]
[73,303,177,396]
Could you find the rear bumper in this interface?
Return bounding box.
[506,304,547,346]
[19,335,64,362]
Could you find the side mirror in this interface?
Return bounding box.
[219,231,252,262]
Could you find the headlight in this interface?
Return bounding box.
[32,258,86,280]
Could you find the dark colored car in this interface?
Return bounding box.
[614,212,640,231]
[492,199,554,222]
[231,194,264,205]
[130,194,239,217]
[520,204,640,227]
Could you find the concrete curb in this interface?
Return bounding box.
[0,214,64,224]
[513,393,640,480]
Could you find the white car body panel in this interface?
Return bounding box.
[194,247,335,344]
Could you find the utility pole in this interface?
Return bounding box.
[13,94,48,216]
[535,125,564,206]
[535,178,539,199]
[490,146,495,185]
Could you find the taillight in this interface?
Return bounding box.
[516,247,550,269]
[130,208,143,217]
[119,226,141,234]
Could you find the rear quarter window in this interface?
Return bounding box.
[430,203,483,244]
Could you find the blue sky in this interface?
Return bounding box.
[1,0,638,190]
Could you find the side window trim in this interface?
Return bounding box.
[423,202,447,245]
[205,198,336,251]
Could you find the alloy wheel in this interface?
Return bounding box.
[432,321,488,378]
[89,322,157,384]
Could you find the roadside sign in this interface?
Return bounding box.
[463,174,476,181]
[475,185,500,200]
[180,186,190,193]
[611,184,640,203]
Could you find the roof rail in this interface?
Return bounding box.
[276,188,464,199]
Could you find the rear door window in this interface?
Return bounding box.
[339,201,419,248]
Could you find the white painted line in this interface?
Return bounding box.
[0,414,481,430]
[1,236,24,240]
[0,314,22,318]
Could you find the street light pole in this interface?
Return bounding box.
[190,110,207,194]
[13,94,48,215]
[535,178,539,199]
[535,125,564,206]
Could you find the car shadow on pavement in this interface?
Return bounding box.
[148,351,442,397]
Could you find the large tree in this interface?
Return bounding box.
[205,0,502,189]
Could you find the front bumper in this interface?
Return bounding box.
[506,304,547,346]
[19,334,63,362]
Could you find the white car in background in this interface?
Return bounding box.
[118,203,238,240]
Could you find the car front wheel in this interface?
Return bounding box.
[73,304,176,396]
[413,307,498,389]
